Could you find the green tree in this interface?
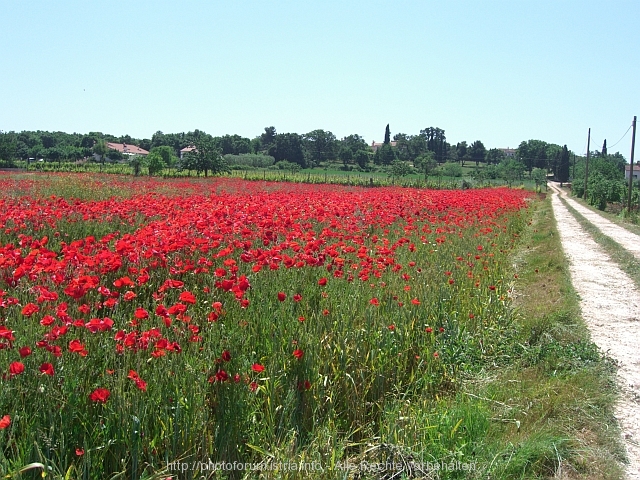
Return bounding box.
[469,140,487,166]
[517,139,549,174]
[45,147,61,164]
[441,162,463,177]
[415,151,437,180]
[375,143,396,166]
[531,167,547,191]
[150,146,178,168]
[420,127,447,163]
[260,127,277,156]
[186,135,228,177]
[303,129,338,167]
[393,133,428,163]
[384,124,391,144]
[107,148,124,162]
[93,139,107,171]
[558,145,570,185]
[498,158,526,185]
[389,160,413,179]
[273,133,306,167]
[130,155,142,176]
[456,141,468,166]
[145,151,165,176]
[546,144,562,178]
[0,131,17,164]
[485,148,506,165]
[339,134,370,168]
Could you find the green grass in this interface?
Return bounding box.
[451,196,624,479]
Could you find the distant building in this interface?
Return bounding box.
[625,164,640,180]
[105,143,149,157]
[499,148,517,158]
[180,146,196,159]
[370,141,397,153]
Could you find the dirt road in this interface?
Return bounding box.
[549,182,640,478]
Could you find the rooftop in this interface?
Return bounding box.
[106,143,149,156]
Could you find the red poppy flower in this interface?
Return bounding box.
[293,293,302,302]
[75,448,84,456]
[292,349,304,360]
[251,363,265,373]
[0,415,10,429]
[370,298,379,306]
[21,303,39,316]
[318,277,327,286]
[134,307,149,319]
[179,291,197,304]
[77,304,91,314]
[277,292,286,302]
[297,380,312,391]
[89,388,110,403]
[18,346,32,358]
[69,339,88,356]
[9,362,24,376]
[123,291,137,301]
[425,327,433,333]
[221,350,232,362]
[39,363,55,376]
[411,298,420,305]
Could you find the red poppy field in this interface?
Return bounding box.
[0,173,533,478]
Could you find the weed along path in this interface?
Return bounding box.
[549,182,640,478]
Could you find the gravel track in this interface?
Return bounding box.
[549,182,640,478]
[557,188,640,260]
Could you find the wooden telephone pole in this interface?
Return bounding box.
[627,116,637,211]
[583,128,591,200]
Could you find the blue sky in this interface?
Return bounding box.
[1,0,638,156]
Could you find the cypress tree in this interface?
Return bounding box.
[558,145,570,185]
[384,124,390,144]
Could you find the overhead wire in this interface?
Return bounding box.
[607,123,633,150]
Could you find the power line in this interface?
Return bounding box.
[607,123,633,149]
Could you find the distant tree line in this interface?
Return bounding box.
[0,127,627,190]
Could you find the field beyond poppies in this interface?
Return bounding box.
[0,173,537,478]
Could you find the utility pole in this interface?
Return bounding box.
[572,153,575,181]
[583,128,591,201]
[627,116,637,211]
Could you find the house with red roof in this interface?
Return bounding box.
[106,143,149,157]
